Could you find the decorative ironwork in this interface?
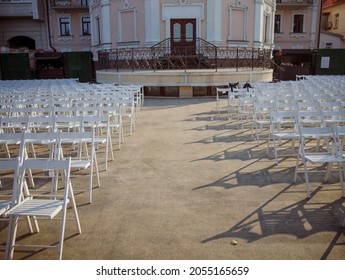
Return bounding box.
[276,0,313,4]
[50,0,89,8]
[98,38,272,72]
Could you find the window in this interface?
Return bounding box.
[334,13,339,29]
[275,14,282,33]
[80,0,88,6]
[82,17,91,35]
[173,23,181,42]
[326,43,333,49]
[293,14,304,33]
[59,17,71,36]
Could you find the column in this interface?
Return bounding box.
[206,0,222,46]
[310,1,320,49]
[254,0,264,48]
[144,0,161,47]
[101,0,111,49]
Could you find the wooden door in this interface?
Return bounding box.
[170,19,196,55]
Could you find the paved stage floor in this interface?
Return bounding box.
[1,98,345,260]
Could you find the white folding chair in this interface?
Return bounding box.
[215,87,229,114]
[57,131,99,204]
[0,157,38,251]
[5,157,81,260]
[252,102,275,146]
[293,125,345,198]
[118,91,136,136]
[237,94,256,131]
[269,111,299,165]
[81,115,113,171]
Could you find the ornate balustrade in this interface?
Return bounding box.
[98,38,272,72]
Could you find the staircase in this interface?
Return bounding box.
[151,38,217,70]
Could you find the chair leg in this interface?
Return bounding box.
[69,182,82,234]
[293,153,300,183]
[324,162,333,182]
[57,205,68,260]
[338,162,345,198]
[5,216,19,260]
[273,137,279,165]
[302,159,311,198]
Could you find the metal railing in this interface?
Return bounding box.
[98,38,272,72]
[276,0,313,4]
[50,0,88,7]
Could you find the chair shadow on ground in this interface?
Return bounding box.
[185,104,345,259]
[193,159,345,259]
[200,183,345,259]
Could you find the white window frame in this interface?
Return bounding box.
[58,15,72,36]
[80,15,91,36]
[116,5,138,47]
[274,13,283,34]
[334,13,339,29]
[228,1,248,46]
[291,13,305,34]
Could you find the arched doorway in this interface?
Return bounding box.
[8,36,36,50]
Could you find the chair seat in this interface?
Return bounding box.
[26,139,55,145]
[305,154,345,164]
[0,140,20,145]
[71,159,91,169]
[256,120,270,125]
[93,137,107,144]
[0,200,11,216]
[274,132,299,139]
[6,198,69,219]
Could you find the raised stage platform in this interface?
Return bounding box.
[96,68,273,97]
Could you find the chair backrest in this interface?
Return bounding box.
[0,116,29,132]
[16,157,72,204]
[298,125,338,157]
[0,157,21,210]
[297,111,325,127]
[270,110,297,124]
[298,125,334,138]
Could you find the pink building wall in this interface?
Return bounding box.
[90,0,276,58]
[274,1,321,50]
[49,9,91,52]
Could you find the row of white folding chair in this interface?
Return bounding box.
[65,92,134,137]
[54,105,123,152]
[0,98,72,109]
[0,128,100,204]
[268,110,345,164]
[0,110,116,158]
[252,101,345,144]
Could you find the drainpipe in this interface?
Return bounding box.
[45,0,56,52]
[317,0,323,49]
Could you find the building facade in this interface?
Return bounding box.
[48,0,92,52]
[90,0,277,59]
[321,0,345,48]
[0,0,48,51]
[274,0,321,50]
[0,0,92,52]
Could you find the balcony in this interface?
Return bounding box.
[50,0,88,10]
[276,0,314,7]
[0,1,35,18]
